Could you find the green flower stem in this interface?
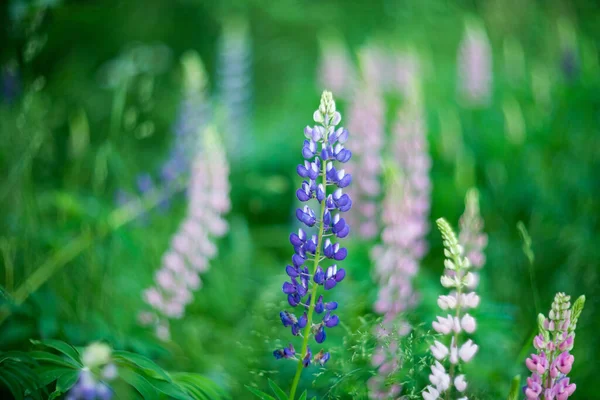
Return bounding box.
[447,263,463,400]
[288,131,329,400]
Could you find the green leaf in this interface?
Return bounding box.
[507,375,521,400]
[147,376,193,400]
[268,379,288,400]
[0,368,24,400]
[3,363,40,394]
[120,367,159,400]
[36,366,76,386]
[29,351,80,369]
[31,339,83,367]
[56,370,80,393]
[172,372,228,400]
[298,391,307,400]
[112,350,171,381]
[245,385,277,400]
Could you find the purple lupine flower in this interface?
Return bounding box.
[317,36,357,100]
[422,219,480,399]
[275,91,352,400]
[458,189,487,290]
[345,84,384,239]
[457,21,493,107]
[369,86,432,399]
[139,127,230,340]
[66,343,117,400]
[522,293,585,399]
[217,17,253,160]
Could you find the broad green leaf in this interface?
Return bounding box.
[56,370,80,393]
[4,363,40,394]
[245,385,277,400]
[268,379,288,400]
[172,372,228,400]
[146,376,193,400]
[298,391,307,400]
[113,350,171,381]
[31,339,83,367]
[0,368,24,400]
[29,351,80,369]
[36,366,77,386]
[119,367,159,400]
[507,375,521,400]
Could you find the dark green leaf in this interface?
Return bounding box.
[171,372,228,400]
[36,366,76,386]
[56,370,80,393]
[29,351,80,369]
[298,391,307,400]
[31,339,83,367]
[245,385,277,400]
[120,367,159,400]
[268,379,288,400]
[112,350,171,381]
[0,368,24,400]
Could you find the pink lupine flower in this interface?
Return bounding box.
[458,188,487,290]
[346,83,384,240]
[139,127,230,340]
[522,293,585,399]
[370,71,431,399]
[457,21,493,106]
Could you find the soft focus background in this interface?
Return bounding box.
[1,0,599,399]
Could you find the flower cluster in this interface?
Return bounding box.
[66,343,118,400]
[346,84,384,239]
[523,293,585,400]
[369,87,432,399]
[139,127,230,340]
[274,91,352,397]
[457,21,493,106]
[458,189,487,290]
[217,17,253,160]
[423,218,480,400]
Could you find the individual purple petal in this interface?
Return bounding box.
[315,327,326,343]
[325,315,339,328]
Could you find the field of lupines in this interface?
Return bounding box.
[1,1,599,399]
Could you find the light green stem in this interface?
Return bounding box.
[288,133,329,400]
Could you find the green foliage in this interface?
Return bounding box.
[0,351,43,400]
[506,375,521,400]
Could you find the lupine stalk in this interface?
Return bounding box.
[457,21,493,106]
[139,127,230,340]
[317,36,357,100]
[346,84,384,239]
[369,79,432,399]
[458,189,487,291]
[523,293,585,399]
[274,91,352,400]
[424,219,480,400]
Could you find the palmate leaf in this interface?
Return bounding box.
[246,385,277,400]
[0,350,43,400]
[29,350,81,369]
[171,372,229,400]
[119,367,160,400]
[113,350,171,381]
[268,379,288,400]
[30,339,83,368]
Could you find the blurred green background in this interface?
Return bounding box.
[1,0,599,399]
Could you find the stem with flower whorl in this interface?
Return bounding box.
[276,92,352,400]
[288,142,328,400]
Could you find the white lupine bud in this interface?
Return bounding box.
[437,294,457,310]
[432,315,454,335]
[440,275,456,288]
[444,259,456,270]
[461,292,480,308]
[430,341,449,360]
[429,361,451,391]
[422,385,440,400]
[461,313,476,333]
[331,111,342,125]
[449,337,459,364]
[454,375,467,392]
[463,272,476,287]
[459,339,478,362]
